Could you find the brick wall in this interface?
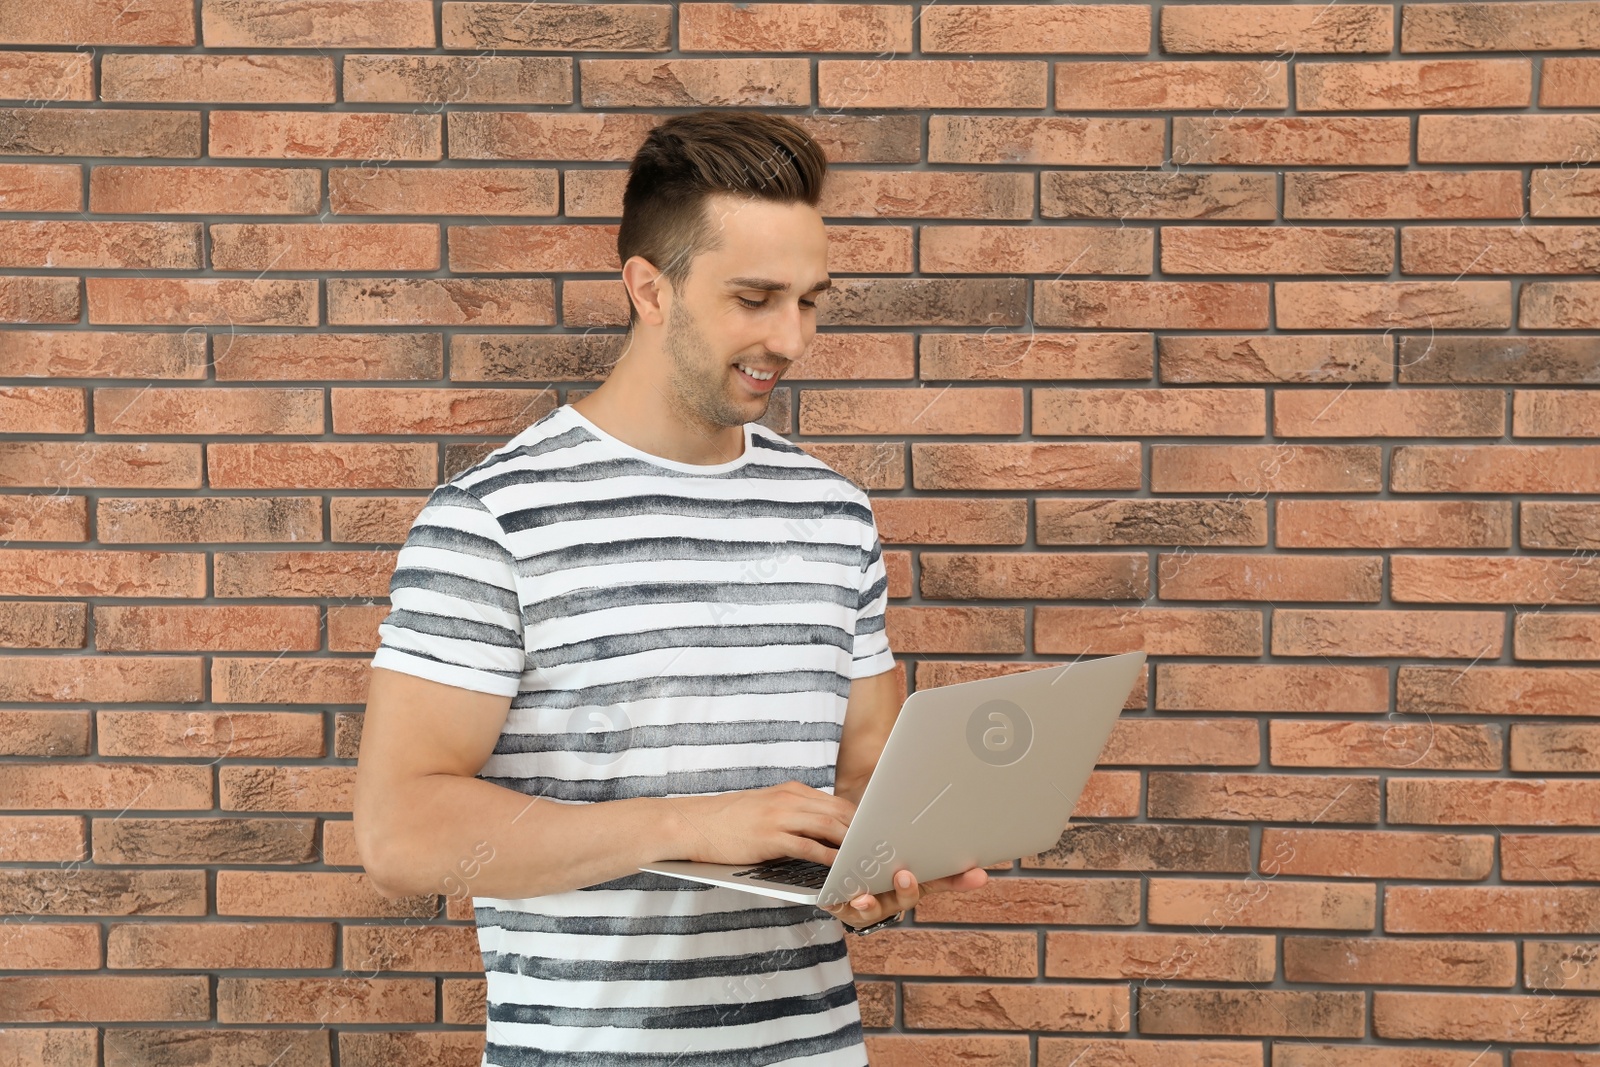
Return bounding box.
[3,1,1600,1064]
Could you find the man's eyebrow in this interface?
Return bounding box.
[726,276,832,293]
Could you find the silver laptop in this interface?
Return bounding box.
[638,650,1146,911]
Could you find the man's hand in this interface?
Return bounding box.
[673,780,856,868]
[819,865,989,929]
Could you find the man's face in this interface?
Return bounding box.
[658,193,829,431]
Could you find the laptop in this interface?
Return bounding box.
[638,650,1146,911]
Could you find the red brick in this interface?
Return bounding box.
[93,816,316,865]
[1541,57,1600,106]
[1420,114,1600,163]
[207,443,436,489]
[1523,281,1600,328]
[912,442,1140,490]
[924,4,1149,53]
[1270,608,1505,658]
[107,921,334,969]
[1286,935,1515,987]
[1036,281,1269,329]
[0,868,206,917]
[344,925,481,973]
[1058,61,1287,111]
[581,58,809,108]
[1151,444,1380,492]
[921,223,1158,275]
[0,51,93,101]
[821,174,1035,222]
[1261,828,1495,880]
[101,53,334,102]
[0,975,208,1022]
[1406,225,1600,275]
[1511,724,1600,772]
[1174,117,1410,166]
[0,443,201,489]
[1278,281,1512,329]
[1025,823,1250,874]
[912,876,1139,926]
[220,765,354,812]
[1300,59,1530,110]
[1515,389,1600,436]
[0,384,84,432]
[1400,665,1600,716]
[1286,170,1523,220]
[1389,778,1600,827]
[0,815,85,862]
[217,871,436,919]
[874,498,1025,544]
[1502,833,1600,882]
[1274,387,1505,437]
[214,333,440,380]
[1277,500,1511,549]
[105,1030,331,1067]
[0,220,201,271]
[920,551,1146,600]
[1388,886,1600,937]
[90,164,320,215]
[0,163,81,211]
[1035,388,1264,436]
[217,976,434,1024]
[1147,772,1381,823]
[820,60,1046,109]
[92,386,323,435]
[0,275,79,322]
[1163,225,1390,275]
[0,763,209,809]
[447,112,659,161]
[0,108,200,157]
[1037,498,1266,547]
[448,223,614,272]
[1042,1039,1259,1067]
[1269,720,1503,772]
[845,929,1037,977]
[1533,167,1600,218]
[1148,877,1376,930]
[0,708,89,755]
[1156,663,1387,713]
[202,0,434,47]
[1520,499,1600,556]
[327,277,555,326]
[441,3,670,50]
[1139,988,1365,1037]
[343,54,570,105]
[0,1,195,45]
[1375,990,1599,1043]
[1036,607,1261,657]
[1045,170,1274,219]
[1393,555,1600,604]
[680,3,910,52]
[330,166,557,216]
[0,1029,98,1067]
[1514,610,1600,659]
[212,223,438,271]
[1,921,101,969]
[875,1030,1029,1060]
[921,332,1151,381]
[92,603,322,651]
[1157,553,1383,602]
[338,1031,479,1067]
[801,388,1020,436]
[209,111,440,160]
[87,278,317,326]
[1277,1048,1500,1067]
[1526,941,1600,992]
[1402,3,1600,51]
[1162,4,1392,53]
[1158,335,1395,385]
[1045,930,1273,982]
[903,982,1128,1031]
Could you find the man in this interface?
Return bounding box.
[354,110,988,1066]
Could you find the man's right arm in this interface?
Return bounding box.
[353,666,855,901]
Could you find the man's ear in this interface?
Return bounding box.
[622,255,669,328]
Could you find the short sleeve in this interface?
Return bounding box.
[371,484,526,698]
[850,519,894,680]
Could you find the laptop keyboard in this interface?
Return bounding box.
[728,857,832,888]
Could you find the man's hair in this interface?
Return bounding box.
[616,110,828,330]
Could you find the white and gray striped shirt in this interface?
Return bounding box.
[372,402,893,1067]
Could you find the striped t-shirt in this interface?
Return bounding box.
[371,402,893,1067]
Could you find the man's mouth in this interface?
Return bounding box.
[734,362,778,381]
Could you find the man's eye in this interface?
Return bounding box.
[736,297,820,310]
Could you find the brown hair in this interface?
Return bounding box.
[616,110,828,330]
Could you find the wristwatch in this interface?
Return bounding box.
[849,910,905,936]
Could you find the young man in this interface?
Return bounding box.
[354,111,988,1066]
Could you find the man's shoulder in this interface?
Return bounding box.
[748,423,875,512]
